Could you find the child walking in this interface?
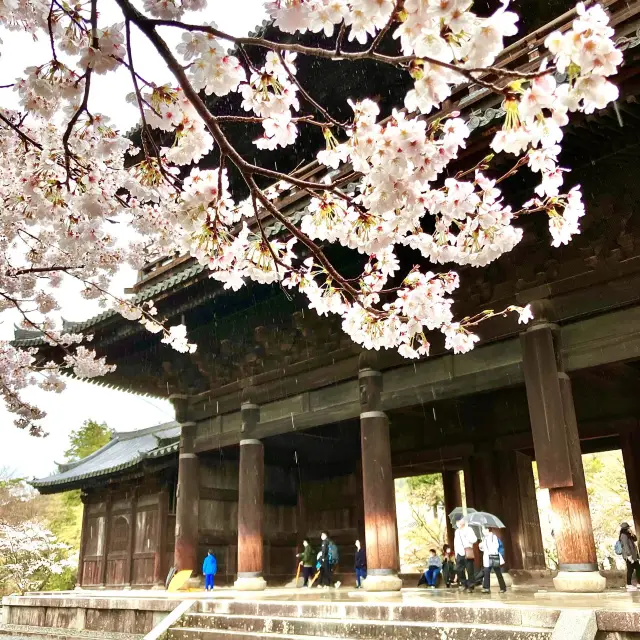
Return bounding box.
[203,549,217,591]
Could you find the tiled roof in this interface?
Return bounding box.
[31,421,180,490]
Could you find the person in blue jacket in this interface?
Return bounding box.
[203,550,217,591]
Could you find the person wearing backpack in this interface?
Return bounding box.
[319,532,337,588]
[619,522,640,591]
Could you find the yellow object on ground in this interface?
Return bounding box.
[168,569,192,592]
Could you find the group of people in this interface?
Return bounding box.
[420,516,507,594]
[297,534,368,589]
[203,519,640,593]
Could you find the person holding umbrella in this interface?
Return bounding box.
[454,516,477,592]
[479,526,507,594]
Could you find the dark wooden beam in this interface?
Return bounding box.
[126,488,138,586]
[154,487,168,587]
[100,495,112,586]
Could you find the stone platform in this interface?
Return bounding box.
[2,587,640,640]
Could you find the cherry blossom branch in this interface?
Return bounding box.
[61,0,97,185]
[150,19,555,83]
[125,19,156,162]
[335,22,347,55]
[7,265,85,276]
[367,1,400,54]
[0,112,42,150]
[275,51,347,129]
[47,0,58,62]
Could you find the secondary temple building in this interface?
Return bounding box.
[20,0,640,593]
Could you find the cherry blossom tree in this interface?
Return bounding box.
[0,0,623,434]
[0,521,75,594]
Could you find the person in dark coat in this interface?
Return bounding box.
[296,539,315,587]
[620,522,640,591]
[319,531,340,588]
[354,539,367,588]
[202,550,217,591]
[319,532,331,588]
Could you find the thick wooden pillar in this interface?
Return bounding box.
[172,394,200,574]
[359,352,402,592]
[521,319,604,592]
[153,486,169,587]
[550,373,598,569]
[442,470,462,550]
[497,451,546,570]
[235,440,266,589]
[621,430,640,538]
[235,392,266,590]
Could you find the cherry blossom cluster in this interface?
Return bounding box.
[0,0,625,430]
[137,85,214,165]
[241,51,300,149]
[0,521,75,594]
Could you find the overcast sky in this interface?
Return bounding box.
[0,0,267,479]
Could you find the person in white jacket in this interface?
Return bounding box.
[454,517,477,591]
[479,526,507,594]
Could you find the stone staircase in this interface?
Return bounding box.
[166,599,560,640]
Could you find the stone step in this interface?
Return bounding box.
[197,600,560,628]
[168,631,338,640]
[0,624,142,640]
[168,622,552,640]
[173,612,553,640]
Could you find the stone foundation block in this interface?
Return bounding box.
[553,571,606,593]
[551,610,597,640]
[233,576,267,591]
[362,574,403,592]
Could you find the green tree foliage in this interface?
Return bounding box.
[396,475,447,571]
[64,420,113,463]
[405,474,445,511]
[583,451,632,568]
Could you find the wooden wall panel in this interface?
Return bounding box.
[132,554,155,585]
[84,516,105,557]
[81,559,102,586]
[135,510,158,553]
[200,499,237,532]
[106,557,127,585]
